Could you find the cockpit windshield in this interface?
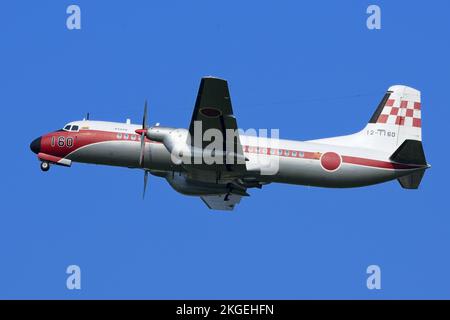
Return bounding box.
[63,124,80,132]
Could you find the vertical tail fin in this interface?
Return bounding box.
[363,85,422,153]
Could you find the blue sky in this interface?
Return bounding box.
[1,0,449,299]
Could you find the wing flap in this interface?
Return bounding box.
[200,194,243,211]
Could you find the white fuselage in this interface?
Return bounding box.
[54,120,420,189]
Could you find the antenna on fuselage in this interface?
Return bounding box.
[86,112,90,120]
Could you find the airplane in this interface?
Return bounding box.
[30,77,430,210]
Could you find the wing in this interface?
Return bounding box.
[187,77,246,177]
[200,194,243,211]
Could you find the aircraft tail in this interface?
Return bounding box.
[312,85,424,154]
[363,85,422,153]
[311,85,429,188]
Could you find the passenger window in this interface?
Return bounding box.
[71,125,79,131]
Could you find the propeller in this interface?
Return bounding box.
[139,100,148,167]
[136,100,150,198]
[143,170,148,199]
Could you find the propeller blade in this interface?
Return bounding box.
[142,100,148,129]
[138,100,149,167]
[139,132,145,167]
[143,170,149,199]
[140,100,150,198]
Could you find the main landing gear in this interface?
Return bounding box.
[40,161,50,172]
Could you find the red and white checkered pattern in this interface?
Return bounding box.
[376,99,421,128]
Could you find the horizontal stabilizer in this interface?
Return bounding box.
[397,169,426,189]
[390,139,427,165]
[390,140,428,189]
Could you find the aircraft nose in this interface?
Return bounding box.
[30,136,41,154]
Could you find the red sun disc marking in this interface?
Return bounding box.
[321,152,341,171]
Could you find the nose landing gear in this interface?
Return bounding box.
[40,161,50,172]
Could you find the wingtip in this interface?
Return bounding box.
[202,75,227,82]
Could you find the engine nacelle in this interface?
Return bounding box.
[147,127,192,165]
[147,126,249,167]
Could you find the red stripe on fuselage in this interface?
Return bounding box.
[243,146,424,171]
[41,129,158,158]
[341,155,423,170]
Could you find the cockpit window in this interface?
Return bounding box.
[64,125,71,131]
[71,125,79,131]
